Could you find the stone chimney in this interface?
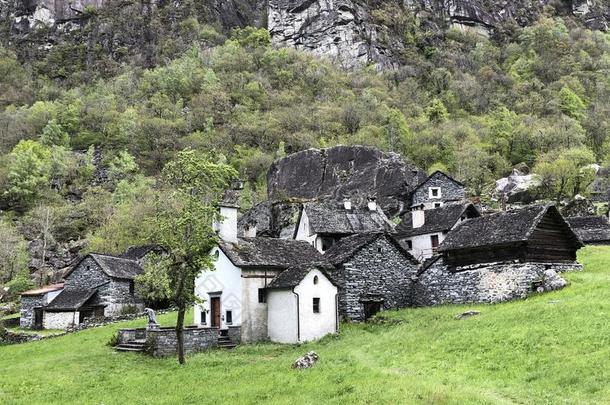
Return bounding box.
[243,222,257,238]
[367,197,377,212]
[343,198,352,211]
[412,204,425,229]
[216,203,239,243]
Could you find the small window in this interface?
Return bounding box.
[313,298,320,313]
[313,275,319,285]
[434,202,442,208]
[201,310,206,324]
[429,187,441,199]
[129,281,135,294]
[258,288,267,303]
[226,310,232,324]
[213,250,220,260]
[406,240,413,250]
[377,247,383,253]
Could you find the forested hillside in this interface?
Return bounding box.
[2,3,610,299]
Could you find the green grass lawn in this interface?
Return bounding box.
[1,247,609,405]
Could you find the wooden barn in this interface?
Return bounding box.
[566,216,610,245]
[438,205,583,267]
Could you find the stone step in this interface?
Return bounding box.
[128,339,146,344]
[217,343,237,349]
[119,343,145,349]
[114,345,144,353]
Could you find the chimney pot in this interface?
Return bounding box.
[343,199,352,211]
[412,204,425,228]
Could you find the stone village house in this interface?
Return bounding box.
[566,216,610,245]
[20,246,161,329]
[293,199,394,253]
[396,203,481,261]
[410,171,465,210]
[414,205,584,306]
[323,233,419,321]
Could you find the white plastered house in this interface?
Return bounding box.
[396,203,480,261]
[194,203,338,344]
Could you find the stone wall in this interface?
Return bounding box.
[411,173,465,207]
[335,236,419,321]
[20,295,43,328]
[44,311,78,329]
[227,325,242,344]
[145,327,223,357]
[414,259,582,306]
[65,257,144,316]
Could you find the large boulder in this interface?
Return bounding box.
[267,146,427,217]
[495,169,541,204]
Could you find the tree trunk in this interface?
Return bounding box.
[176,305,186,365]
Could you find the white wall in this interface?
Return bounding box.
[241,272,279,342]
[44,289,62,306]
[406,233,444,261]
[43,311,78,329]
[267,290,298,343]
[294,269,338,342]
[295,209,316,244]
[193,247,242,331]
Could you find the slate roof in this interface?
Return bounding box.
[218,237,327,269]
[566,216,610,243]
[396,203,480,237]
[120,245,164,261]
[413,171,464,190]
[65,254,144,280]
[44,289,99,311]
[439,205,583,252]
[323,233,418,266]
[267,266,336,289]
[21,283,64,297]
[301,201,394,235]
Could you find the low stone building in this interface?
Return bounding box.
[414,205,583,306]
[20,246,157,330]
[396,203,480,261]
[19,283,64,329]
[294,199,395,253]
[566,216,610,245]
[323,233,419,321]
[410,171,465,209]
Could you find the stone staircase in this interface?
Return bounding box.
[115,339,146,353]
[217,333,236,350]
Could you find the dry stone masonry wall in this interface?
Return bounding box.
[414,259,582,306]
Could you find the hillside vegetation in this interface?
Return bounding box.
[1,246,609,404]
[2,10,610,295]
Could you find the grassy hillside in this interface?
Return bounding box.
[1,247,609,405]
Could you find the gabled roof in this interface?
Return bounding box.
[21,283,64,297]
[396,203,480,237]
[120,245,164,261]
[566,216,610,243]
[439,205,583,252]
[218,237,327,269]
[299,201,394,236]
[44,289,99,311]
[323,233,418,266]
[267,266,336,289]
[65,253,144,280]
[414,171,464,191]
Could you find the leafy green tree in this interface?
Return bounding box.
[425,99,448,123]
[557,86,587,122]
[138,149,236,364]
[4,140,51,210]
[0,221,30,283]
[40,120,70,148]
[533,147,596,202]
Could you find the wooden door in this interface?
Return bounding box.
[211,297,221,328]
[34,309,43,330]
[431,234,440,249]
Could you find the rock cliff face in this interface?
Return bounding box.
[2,0,610,70]
[268,0,610,68]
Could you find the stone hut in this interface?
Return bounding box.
[19,283,63,329]
[566,216,610,245]
[410,171,465,210]
[294,200,395,253]
[396,203,480,261]
[323,233,419,321]
[414,205,583,306]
